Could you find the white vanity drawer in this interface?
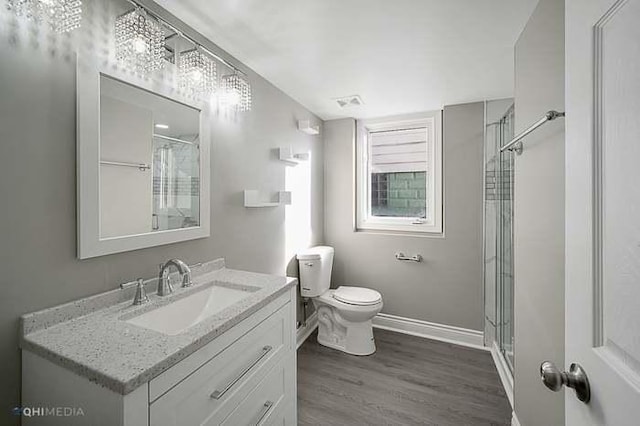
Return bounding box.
[221,354,295,426]
[149,302,291,426]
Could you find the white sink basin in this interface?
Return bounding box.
[125,283,256,335]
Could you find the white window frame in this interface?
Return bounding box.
[356,111,443,234]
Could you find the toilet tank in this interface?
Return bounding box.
[296,246,334,297]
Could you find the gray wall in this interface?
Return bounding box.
[513,0,565,424]
[323,102,484,330]
[0,0,323,422]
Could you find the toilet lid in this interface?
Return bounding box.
[333,286,382,306]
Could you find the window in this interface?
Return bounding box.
[356,111,442,234]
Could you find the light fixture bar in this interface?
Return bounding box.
[124,0,247,77]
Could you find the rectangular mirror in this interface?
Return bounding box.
[77,64,210,259]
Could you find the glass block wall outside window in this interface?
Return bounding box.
[371,171,427,218]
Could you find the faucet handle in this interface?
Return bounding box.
[132,278,149,306]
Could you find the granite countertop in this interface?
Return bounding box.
[20,259,297,395]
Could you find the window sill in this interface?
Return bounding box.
[354,227,445,238]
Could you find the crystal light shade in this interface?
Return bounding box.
[220,72,252,112]
[179,48,217,97]
[115,8,165,75]
[6,0,82,33]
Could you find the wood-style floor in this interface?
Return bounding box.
[297,329,511,426]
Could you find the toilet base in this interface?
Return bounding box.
[316,311,377,356]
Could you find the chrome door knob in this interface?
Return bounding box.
[540,361,591,403]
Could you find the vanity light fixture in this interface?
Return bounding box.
[117,0,253,111]
[6,0,82,33]
[115,8,165,75]
[179,47,217,97]
[220,72,252,112]
[154,123,169,129]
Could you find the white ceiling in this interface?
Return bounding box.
[156,0,538,120]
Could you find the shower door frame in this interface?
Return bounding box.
[495,105,515,375]
[483,102,516,406]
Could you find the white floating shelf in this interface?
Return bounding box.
[297,119,320,135]
[244,190,292,208]
[278,146,310,166]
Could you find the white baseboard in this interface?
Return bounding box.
[490,341,514,408]
[372,313,486,351]
[511,411,521,426]
[296,312,318,349]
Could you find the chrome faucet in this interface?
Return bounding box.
[157,259,193,296]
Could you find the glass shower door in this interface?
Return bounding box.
[484,102,515,375]
[497,106,515,372]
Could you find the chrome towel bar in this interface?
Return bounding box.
[500,110,565,155]
[395,252,422,262]
[100,160,151,171]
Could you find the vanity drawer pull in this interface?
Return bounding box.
[254,401,273,426]
[210,345,273,399]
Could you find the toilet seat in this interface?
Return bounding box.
[332,286,382,306]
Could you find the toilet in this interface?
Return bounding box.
[297,246,383,355]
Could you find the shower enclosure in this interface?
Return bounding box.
[152,135,201,232]
[484,100,515,377]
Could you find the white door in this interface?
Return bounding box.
[564,0,640,424]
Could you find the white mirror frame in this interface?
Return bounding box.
[76,60,211,259]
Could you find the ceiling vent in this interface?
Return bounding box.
[334,95,363,109]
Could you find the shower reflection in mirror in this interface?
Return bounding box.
[152,133,200,232]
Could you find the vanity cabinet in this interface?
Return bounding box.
[22,288,297,426]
